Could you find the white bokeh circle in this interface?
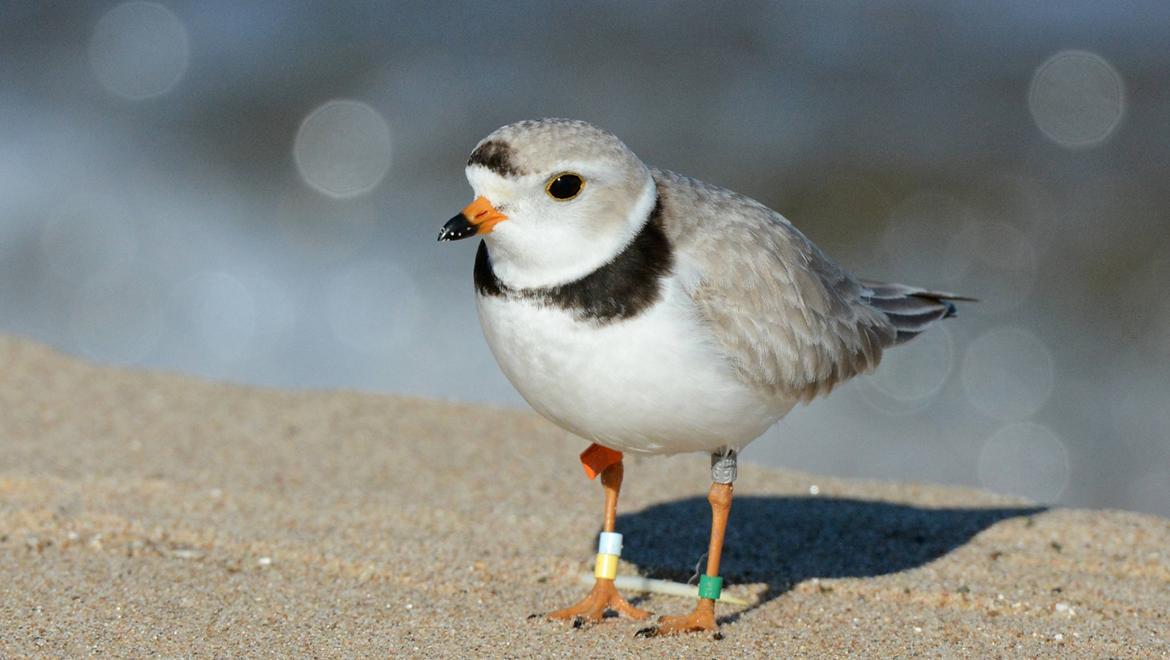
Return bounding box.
[978,422,1070,503]
[294,100,393,198]
[89,1,189,100]
[963,327,1054,421]
[69,278,166,364]
[1028,50,1125,148]
[858,325,954,416]
[187,271,258,362]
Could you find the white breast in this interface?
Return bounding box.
[476,279,797,455]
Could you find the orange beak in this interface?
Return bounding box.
[437,196,508,242]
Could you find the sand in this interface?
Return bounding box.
[0,334,1167,658]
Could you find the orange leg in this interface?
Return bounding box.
[548,461,650,624]
[638,481,733,636]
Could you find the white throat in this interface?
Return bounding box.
[485,175,658,290]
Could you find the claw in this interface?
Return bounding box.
[637,598,719,636]
[547,577,650,624]
[634,624,724,640]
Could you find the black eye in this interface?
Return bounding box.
[546,173,584,200]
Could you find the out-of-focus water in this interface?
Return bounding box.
[2,2,1168,517]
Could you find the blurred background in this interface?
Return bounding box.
[2,2,1168,516]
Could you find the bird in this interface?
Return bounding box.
[438,118,970,636]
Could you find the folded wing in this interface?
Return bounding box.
[653,169,967,402]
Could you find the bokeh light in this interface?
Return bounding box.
[977,422,1070,503]
[962,327,1053,421]
[234,269,298,341]
[88,1,189,100]
[858,324,953,416]
[40,196,138,288]
[69,278,165,363]
[162,268,298,377]
[1028,50,1125,148]
[178,271,258,362]
[326,260,421,354]
[294,100,393,199]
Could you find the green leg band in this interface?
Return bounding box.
[698,574,723,600]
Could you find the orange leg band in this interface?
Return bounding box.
[580,443,623,480]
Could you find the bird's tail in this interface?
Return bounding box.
[860,281,976,346]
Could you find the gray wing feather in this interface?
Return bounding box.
[652,169,896,402]
[860,280,974,345]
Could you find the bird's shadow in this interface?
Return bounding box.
[614,495,1045,622]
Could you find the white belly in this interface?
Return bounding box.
[476,281,796,455]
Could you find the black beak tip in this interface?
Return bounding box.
[438,214,476,242]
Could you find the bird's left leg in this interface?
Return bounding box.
[639,449,737,637]
[547,444,650,624]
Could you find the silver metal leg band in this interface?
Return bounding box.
[711,448,738,484]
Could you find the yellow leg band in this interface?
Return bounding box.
[594,553,619,580]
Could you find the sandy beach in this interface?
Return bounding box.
[1,333,1166,658]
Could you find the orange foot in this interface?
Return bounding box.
[547,578,650,626]
[635,599,721,638]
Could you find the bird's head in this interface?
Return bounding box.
[439,119,656,289]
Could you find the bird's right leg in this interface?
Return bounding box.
[547,444,650,624]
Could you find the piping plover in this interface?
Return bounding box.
[439,118,969,636]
